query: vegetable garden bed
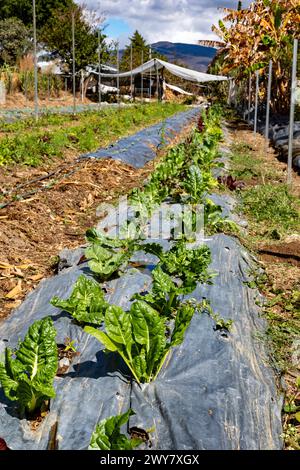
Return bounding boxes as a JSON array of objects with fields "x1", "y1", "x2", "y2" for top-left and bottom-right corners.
[{"x1": 0, "y1": 106, "x2": 283, "y2": 450}]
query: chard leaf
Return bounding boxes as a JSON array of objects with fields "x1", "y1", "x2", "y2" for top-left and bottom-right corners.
[
  {"x1": 132, "y1": 349, "x2": 147, "y2": 380},
  {"x1": 105, "y1": 306, "x2": 133, "y2": 358},
  {"x1": 143, "y1": 242, "x2": 164, "y2": 258},
  {"x1": 84, "y1": 327, "x2": 119, "y2": 352},
  {"x1": 86, "y1": 228, "x2": 129, "y2": 249},
  {"x1": 16, "y1": 317, "x2": 57, "y2": 383},
  {"x1": 51, "y1": 275, "x2": 107, "y2": 325},
  {"x1": 152, "y1": 266, "x2": 176, "y2": 295},
  {"x1": 184, "y1": 164, "x2": 203, "y2": 201},
  {"x1": 130, "y1": 300, "x2": 158, "y2": 351},
  {"x1": 0, "y1": 317, "x2": 58, "y2": 414},
  {"x1": 132, "y1": 301, "x2": 167, "y2": 379},
  {"x1": 85, "y1": 244, "x2": 130, "y2": 280},
  {"x1": 0, "y1": 350, "x2": 18, "y2": 401},
  {"x1": 89, "y1": 409, "x2": 142, "y2": 450},
  {"x1": 171, "y1": 303, "x2": 195, "y2": 347}
]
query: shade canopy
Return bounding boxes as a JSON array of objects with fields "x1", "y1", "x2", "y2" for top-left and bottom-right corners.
[{"x1": 96, "y1": 58, "x2": 228, "y2": 83}]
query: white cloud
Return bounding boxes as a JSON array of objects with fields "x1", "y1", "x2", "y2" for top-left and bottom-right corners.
[{"x1": 76, "y1": 0, "x2": 252, "y2": 46}]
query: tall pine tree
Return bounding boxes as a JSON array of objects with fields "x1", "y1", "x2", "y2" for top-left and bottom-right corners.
[{"x1": 120, "y1": 30, "x2": 151, "y2": 71}]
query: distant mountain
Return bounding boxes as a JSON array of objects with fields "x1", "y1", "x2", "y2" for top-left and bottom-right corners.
[{"x1": 151, "y1": 41, "x2": 217, "y2": 72}]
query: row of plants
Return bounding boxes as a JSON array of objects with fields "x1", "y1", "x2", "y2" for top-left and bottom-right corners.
[
  {"x1": 0, "y1": 105, "x2": 234, "y2": 449},
  {"x1": 0, "y1": 102, "x2": 185, "y2": 167}
]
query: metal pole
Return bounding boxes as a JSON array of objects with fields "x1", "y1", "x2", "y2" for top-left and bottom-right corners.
[
  {"x1": 149, "y1": 45, "x2": 152, "y2": 100},
  {"x1": 287, "y1": 38, "x2": 298, "y2": 185},
  {"x1": 156, "y1": 59, "x2": 159, "y2": 102},
  {"x1": 141, "y1": 49, "x2": 143, "y2": 102},
  {"x1": 248, "y1": 74, "x2": 251, "y2": 124},
  {"x1": 254, "y1": 70, "x2": 259, "y2": 134},
  {"x1": 98, "y1": 29, "x2": 101, "y2": 109},
  {"x1": 265, "y1": 60, "x2": 273, "y2": 142},
  {"x1": 81, "y1": 69, "x2": 84, "y2": 102},
  {"x1": 72, "y1": 11, "x2": 76, "y2": 115},
  {"x1": 33, "y1": 0, "x2": 38, "y2": 120},
  {"x1": 117, "y1": 43, "x2": 120, "y2": 107},
  {"x1": 130, "y1": 44, "x2": 133, "y2": 100}
]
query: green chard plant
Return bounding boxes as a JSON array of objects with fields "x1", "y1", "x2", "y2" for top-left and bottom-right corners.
[
  {"x1": 89, "y1": 409, "x2": 142, "y2": 450},
  {"x1": 135, "y1": 240, "x2": 213, "y2": 316},
  {"x1": 85, "y1": 228, "x2": 140, "y2": 281},
  {"x1": 183, "y1": 164, "x2": 217, "y2": 203},
  {"x1": 51, "y1": 274, "x2": 108, "y2": 325},
  {"x1": 85, "y1": 299, "x2": 195, "y2": 384},
  {"x1": 0, "y1": 317, "x2": 58, "y2": 415}
]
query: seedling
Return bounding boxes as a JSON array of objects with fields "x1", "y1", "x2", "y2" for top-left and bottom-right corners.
[{"x1": 64, "y1": 338, "x2": 77, "y2": 353}]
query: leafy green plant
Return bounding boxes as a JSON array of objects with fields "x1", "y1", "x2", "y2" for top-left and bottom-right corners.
[
  {"x1": 209, "y1": 311, "x2": 233, "y2": 332},
  {"x1": 85, "y1": 299, "x2": 195, "y2": 384},
  {"x1": 0, "y1": 103, "x2": 185, "y2": 167},
  {"x1": 0, "y1": 317, "x2": 58, "y2": 415},
  {"x1": 136, "y1": 241, "x2": 213, "y2": 316},
  {"x1": 85, "y1": 229, "x2": 140, "y2": 281},
  {"x1": 133, "y1": 266, "x2": 181, "y2": 316},
  {"x1": 89, "y1": 409, "x2": 142, "y2": 450},
  {"x1": 183, "y1": 165, "x2": 217, "y2": 203},
  {"x1": 64, "y1": 338, "x2": 77, "y2": 353},
  {"x1": 204, "y1": 198, "x2": 239, "y2": 235},
  {"x1": 155, "y1": 240, "x2": 212, "y2": 290},
  {"x1": 51, "y1": 274, "x2": 108, "y2": 325}
]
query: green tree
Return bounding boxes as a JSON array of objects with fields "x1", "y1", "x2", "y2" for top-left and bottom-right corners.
[
  {"x1": 0, "y1": 17, "x2": 31, "y2": 66},
  {"x1": 120, "y1": 30, "x2": 152, "y2": 71},
  {"x1": 0, "y1": 0, "x2": 74, "y2": 29},
  {"x1": 40, "y1": 5, "x2": 109, "y2": 72}
]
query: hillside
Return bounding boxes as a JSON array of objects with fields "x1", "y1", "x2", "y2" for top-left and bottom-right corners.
[{"x1": 151, "y1": 41, "x2": 217, "y2": 71}]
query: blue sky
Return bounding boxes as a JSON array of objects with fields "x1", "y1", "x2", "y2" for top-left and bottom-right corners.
[
  {"x1": 104, "y1": 17, "x2": 131, "y2": 38},
  {"x1": 78, "y1": 1, "x2": 252, "y2": 47}
]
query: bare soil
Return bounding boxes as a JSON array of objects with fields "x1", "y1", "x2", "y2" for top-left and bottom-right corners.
[
  {"x1": 0, "y1": 157, "x2": 149, "y2": 321},
  {"x1": 0, "y1": 91, "x2": 94, "y2": 111},
  {"x1": 259, "y1": 242, "x2": 300, "y2": 267},
  {"x1": 0, "y1": 116, "x2": 193, "y2": 321}
]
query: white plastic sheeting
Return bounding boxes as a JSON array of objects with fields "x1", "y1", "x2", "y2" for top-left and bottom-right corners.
[
  {"x1": 97, "y1": 58, "x2": 228, "y2": 83},
  {"x1": 165, "y1": 82, "x2": 193, "y2": 96},
  {"x1": 99, "y1": 84, "x2": 119, "y2": 94}
]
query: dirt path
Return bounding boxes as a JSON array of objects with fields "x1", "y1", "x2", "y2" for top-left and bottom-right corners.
[
  {"x1": 226, "y1": 119, "x2": 300, "y2": 450},
  {"x1": 227, "y1": 120, "x2": 300, "y2": 301}
]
